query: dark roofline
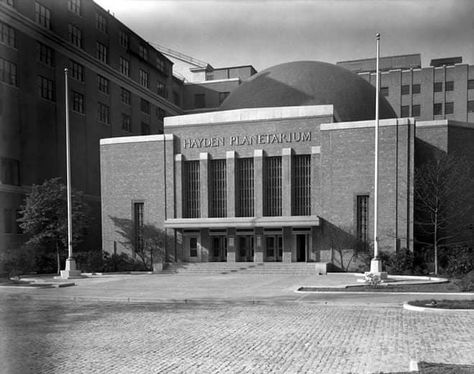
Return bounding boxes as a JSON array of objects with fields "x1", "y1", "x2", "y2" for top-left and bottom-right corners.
[{"x1": 337, "y1": 53, "x2": 421, "y2": 65}]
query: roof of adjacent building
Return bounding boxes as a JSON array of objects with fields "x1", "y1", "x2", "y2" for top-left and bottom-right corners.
[{"x1": 219, "y1": 61, "x2": 396, "y2": 121}]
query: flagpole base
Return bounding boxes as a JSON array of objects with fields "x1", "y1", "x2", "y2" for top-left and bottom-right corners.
[
  {"x1": 370, "y1": 258, "x2": 388, "y2": 279},
  {"x1": 60, "y1": 257, "x2": 82, "y2": 279}
]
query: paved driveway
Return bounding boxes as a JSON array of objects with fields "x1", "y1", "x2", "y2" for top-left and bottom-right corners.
[{"x1": 0, "y1": 273, "x2": 473, "y2": 373}]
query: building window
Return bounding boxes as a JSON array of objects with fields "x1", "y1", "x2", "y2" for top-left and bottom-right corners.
[
  {"x1": 141, "y1": 122, "x2": 150, "y2": 135},
  {"x1": 120, "y1": 87, "x2": 131, "y2": 105},
  {"x1": 209, "y1": 159, "x2": 227, "y2": 218},
  {"x1": 189, "y1": 237, "x2": 198, "y2": 257},
  {"x1": 96, "y1": 42, "x2": 108, "y2": 64},
  {"x1": 71, "y1": 91, "x2": 84, "y2": 113},
  {"x1": 156, "y1": 58, "x2": 166, "y2": 74},
  {"x1": 35, "y1": 2, "x2": 51, "y2": 29},
  {"x1": 139, "y1": 69, "x2": 149, "y2": 88},
  {"x1": 0, "y1": 57, "x2": 17, "y2": 86},
  {"x1": 442, "y1": 101, "x2": 453, "y2": 115},
  {"x1": 445, "y1": 81, "x2": 454, "y2": 91},
  {"x1": 97, "y1": 102, "x2": 110, "y2": 124},
  {"x1": 219, "y1": 92, "x2": 230, "y2": 105},
  {"x1": 183, "y1": 161, "x2": 200, "y2": 218},
  {"x1": 97, "y1": 74, "x2": 109, "y2": 94},
  {"x1": 38, "y1": 76, "x2": 55, "y2": 101},
  {"x1": 293, "y1": 155, "x2": 311, "y2": 216},
  {"x1": 139, "y1": 45, "x2": 148, "y2": 61},
  {"x1": 194, "y1": 93, "x2": 205, "y2": 108},
  {"x1": 140, "y1": 98, "x2": 150, "y2": 114},
  {"x1": 133, "y1": 202, "x2": 144, "y2": 255},
  {"x1": 468, "y1": 80, "x2": 474, "y2": 90},
  {"x1": 1, "y1": 157, "x2": 20, "y2": 185},
  {"x1": 96, "y1": 13, "x2": 107, "y2": 33},
  {"x1": 356, "y1": 195, "x2": 369, "y2": 245},
  {"x1": 68, "y1": 0, "x2": 80, "y2": 15},
  {"x1": 37, "y1": 42, "x2": 54, "y2": 67},
  {"x1": 119, "y1": 30, "x2": 129, "y2": 48},
  {"x1": 380, "y1": 87, "x2": 389, "y2": 97},
  {"x1": 400, "y1": 105, "x2": 410, "y2": 118},
  {"x1": 412, "y1": 84, "x2": 421, "y2": 94},
  {"x1": 264, "y1": 156, "x2": 282, "y2": 217},
  {"x1": 412, "y1": 104, "x2": 421, "y2": 117},
  {"x1": 0, "y1": 21, "x2": 16, "y2": 48},
  {"x1": 119, "y1": 57, "x2": 129, "y2": 76},
  {"x1": 157, "y1": 107, "x2": 166, "y2": 122},
  {"x1": 468, "y1": 101, "x2": 474, "y2": 113},
  {"x1": 122, "y1": 114, "x2": 131, "y2": 132},
  {"x1": 70, "y1": 60, "x2": 84, "y2": 82},
  {"x1": 433, "y1": 103, "x2": 443, "y2": 116},
  {"x1": 68, "y1": 24, "x2": 82, "y2": 48},
  {"x1": 401, "y1": 85, "x2": 410, "y2": 95},
  {"x1": 433, "y1": 82, "x2": 443, "y2": 92},
  {"x1": 237, "y1": 158, "x2": 254, "y2": 217},
  {"x1": 157, "y1": 82, "x2": 167, "y2": 97}
]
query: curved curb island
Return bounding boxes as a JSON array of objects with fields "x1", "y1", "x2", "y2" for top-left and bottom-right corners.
[{"x1": 403, "y1": 301, "x2": 474, "y2": 312}]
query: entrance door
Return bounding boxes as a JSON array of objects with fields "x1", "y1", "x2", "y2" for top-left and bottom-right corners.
[
  {"x1": 296, "y1": 234, "x2": 306, "y2": 262},
  {"x1": 211, "y1": 236, "x2": 227, "y2": 262},
  {"x1": 238, "y1": 236, "x2": 254, "y2": 262},
  {"x1": 184, "y1": 235, "x2": 199, "y2": 262},
  {"x1": 265, "y1": 235, "x2": 282, "y2": 262}
]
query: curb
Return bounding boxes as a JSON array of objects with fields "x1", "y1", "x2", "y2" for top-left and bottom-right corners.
[{"x1": 403, "y1": 302, "x2": 474, "y2": 312}]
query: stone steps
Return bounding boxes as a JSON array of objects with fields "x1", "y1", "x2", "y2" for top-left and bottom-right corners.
[{"x1": 163, "y1": 262, "x2": 320, "y2": 275}]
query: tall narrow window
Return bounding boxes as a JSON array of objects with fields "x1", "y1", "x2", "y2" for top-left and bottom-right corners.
[
  {"x1": 264, "y1": 156, "x2": 282, "y2": 217},
  {"x1": 35, "y1": 2, "x2": 51, "y2": 29},
  {"x1": 0, "y1": 21, "x2": 16, "y2": 48},
  {"x1": 70, "y1": 60, "x2": 84, "y2": 82},
  {"x1": 122, "y1": 114, "x2": 131, "y2": 132},
  {"x1": 209, "y1": 159, "x2": 227, "y2": 218},
  {"x1": 38, "y1": 76, "x2": 55, "y2": 101},
  {"x1": 237, "y1": 158, "x2": 254, "y2": 217},
  {"x1": 37, "y1": 42, "x2": 54, "y2": 67},
  {"x1": 140, "y1": 98, "x2": 150, "y2": 114},
  {"x1": 139, "y1": 69, "x2": 149, "y2": 88},
  {"x1": 96, "y1": 13, "x2": 107, "y2": 33},
  {"x1": 133, "y1": 202, "x2": 144, "y2": 255},
  {"x1": 356, "y1": 195, "x2": 369, "y2": 244},
  {"x1": 68, "y1": 24, "x2": 82, "y2": 48},
  {"x1": 71, "y1": 91, "x2": 84, "y2": 113},
  {"x1": 97, "y1": 74, "x2": 109, "y2": 94},
  {"x1": 97, "y1": 102, "x2": 110, "y2": 124},
  {"x1": 0, "y1": 57, "x2": 17, "y2": 86},
  {"x1": 119, "y1": 57, "x2": 129, "y2": 76},
  {"x1": 293, "y1": 155, "x2": 311, "y2": 216},
  {"x1": 183, "y1": 161, "x2": 200, "y2": 218},
  {"x1": 96, "y1": 42, "x2": 108, "y2": 64},
  {"x1": 119, "y1": 30, "x2": 129, "y2": 48},
  {"x1": 68, "y1": 0, "x2": 80, "y2": 15},
  {"x1": 121, "y1": 87, "x2": 131, "y2": 104},
  {"x1": 139, "y1": 45, "x2": 148, "y2": 61},
  {"x1": 157, "y1": 82, "x2": 167, "y2": 97}
]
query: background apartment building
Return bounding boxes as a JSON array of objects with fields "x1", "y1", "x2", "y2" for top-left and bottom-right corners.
[{"x1": 337, "y1": 54, "x2": 474, "y2": 123}]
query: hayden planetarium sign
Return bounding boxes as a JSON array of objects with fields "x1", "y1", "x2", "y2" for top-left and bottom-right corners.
[{"x1": 183, "y1": 131, "x2": 313, "y2": 149}]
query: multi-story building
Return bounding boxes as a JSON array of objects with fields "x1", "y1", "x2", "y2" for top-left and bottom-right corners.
[
  {"x1": 337, "y1": 54, "x2": 474, "y2": 123},
  {"x1": 0, "y1": 0, "x2": 182, "y2": 254}
]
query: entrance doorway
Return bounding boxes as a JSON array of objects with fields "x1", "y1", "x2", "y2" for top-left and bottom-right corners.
[
  {"x1": 211, "y1": 236, "x2": 227, "y2": 262},
  {"x1": 296, "y1": 234, "x2": 306, "y2": 262},
  {"x1": 238, "y1": 236, "x2": 254, "y2": 262},
  {"x1": 265, "y1": 235, "x2": 282, "y2": 262}
]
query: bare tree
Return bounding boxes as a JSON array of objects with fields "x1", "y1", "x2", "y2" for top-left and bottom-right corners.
[{"x1": 415, "y1": 154, "x2": 474, "y2": 274}]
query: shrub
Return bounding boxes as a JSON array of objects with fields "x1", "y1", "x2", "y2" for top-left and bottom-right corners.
[
  {"x1": 102, "y1": 252, "x2": 149, "y2": 272},
  {"x1": 386, "y1": 248, "x2": 414, "y2": 275},
  {"x1": 442, "y1": 247, "x2": 474, "y2": 276},
  {"x1": 2, "y1": 245, "x2": 38, "y2": 277},
  {"x1": 454, "y1": 270, "x2": 474, "y2": 292},
  {"x1": 75, "y1": 250, "x2": 104, "y2": 273}
]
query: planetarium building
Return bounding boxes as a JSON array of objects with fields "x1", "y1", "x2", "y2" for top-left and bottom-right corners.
[{"x1": 100, "y1": 61, "x2": 473, "y2": 269}]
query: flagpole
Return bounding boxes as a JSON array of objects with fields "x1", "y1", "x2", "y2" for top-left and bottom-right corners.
[
  {"x1": 370, "y1": 33, "x2": 385, "y2": 276},
  {"x1": 61, "y1": 68, "x2": 81, "y2": 279}
]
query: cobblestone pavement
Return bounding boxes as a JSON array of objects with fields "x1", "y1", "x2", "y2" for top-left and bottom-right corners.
[{"x1": 1, "y1": 296, "x2": 473, "y2": 374}]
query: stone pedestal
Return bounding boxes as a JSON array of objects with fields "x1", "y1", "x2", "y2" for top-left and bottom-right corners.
[
  {"x1": 60, "y1": 257, "x2": 82, "y2": 279},
  {"x1": 370, "y1": 258, "x2": 388, "y2": 279}
]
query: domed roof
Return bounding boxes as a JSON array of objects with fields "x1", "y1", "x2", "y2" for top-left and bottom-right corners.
[{"x1": 219, "y1": 61, "x2": 396, "y2": 122}]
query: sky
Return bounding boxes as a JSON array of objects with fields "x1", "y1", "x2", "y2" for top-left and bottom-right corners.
[{"x1": 94, "y1": 0, "x2": 474, "y2": 72}]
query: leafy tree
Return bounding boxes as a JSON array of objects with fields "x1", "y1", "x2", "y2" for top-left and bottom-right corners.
[
  {"x1": 414, "y1": 154, "x2": 474, "y2": 275},
  {"x1": 110, "y1": 217, "x2": 171, "y2": 271},
  {"x1": 17, "y1": 178, "x2": 88, "y2": 274}
]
